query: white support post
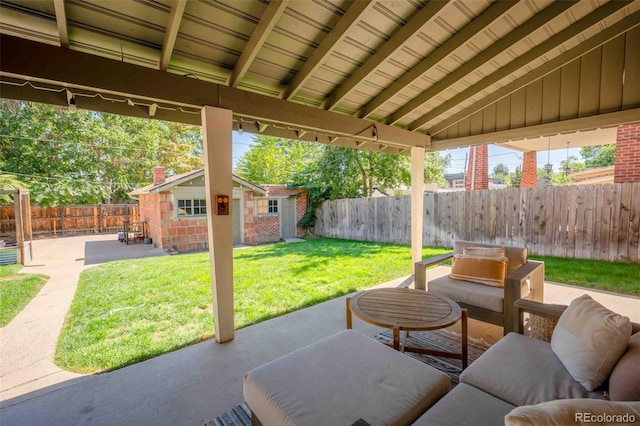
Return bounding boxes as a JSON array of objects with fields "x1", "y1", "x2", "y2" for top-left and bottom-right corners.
[
  {"x1": 201, "y1": 106, "x2": 234, "y2": 343},
  {"x1": 411, "y1": 147, "x2": 425, "y2": 270}
]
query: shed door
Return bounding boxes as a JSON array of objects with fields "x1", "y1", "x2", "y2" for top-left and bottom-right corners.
[
  {"x1": 232, "y1": 199, "x2": 241, "y2": 245},
  {"x1": 280, "y1": 198, "x2": 297, "y2": 239}
]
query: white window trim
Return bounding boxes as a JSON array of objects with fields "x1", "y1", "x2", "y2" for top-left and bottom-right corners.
[
  {"x1": 176, "y1": 198, "x2": 207, "y2": 217},
  {"x1": 255, "y1": 197, "x2": 280, "y2": 216}
]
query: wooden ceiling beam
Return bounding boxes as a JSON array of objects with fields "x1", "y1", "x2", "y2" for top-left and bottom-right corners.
[
  {"x1": 282, "y1": 0, "x2": 373, "y2": 100},
  {"x1": 358, "y1": 1, "x2": 517, "y2": 119},
  {"x1": 159, "y1": 0, "x2": 187, "y2": 71},
  {"x1": 386, "y1": 0, "x2": 577, "y2": 126},
  {"x1": 53, "y1": 0, "x2": 69, "y2": 48},
  {"x1": 0, "y1": 34, "x2": 429, "y2": 150},
  {"x1": 229, "y1": 0, "x2": 289, "y2": 87},
  {"x1": 323, "y1": 0, "x2": 448, "y2": 111},
  {"x1": 410, "y1": 0, "x2": 634, "y2": 132}
]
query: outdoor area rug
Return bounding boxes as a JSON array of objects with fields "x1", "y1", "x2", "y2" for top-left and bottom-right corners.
[
  {"x1": 374, "y1": 328, "x2": 491, "y2": 386},
  {"x1": 206, "y1": 329, "x2": 491, "y2": 426}
]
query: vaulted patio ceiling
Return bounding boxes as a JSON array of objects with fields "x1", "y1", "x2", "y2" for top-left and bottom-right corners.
[{"x1": 1, "y1": 0, "x2": 639, "y2": 154}]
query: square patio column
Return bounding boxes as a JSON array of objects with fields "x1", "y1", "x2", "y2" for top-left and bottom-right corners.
[
  {"x1": 201, "y1": 106, "x2": 234, "y2": 343},
  {"x1": 411, "y1": 147, "x2": 425, "y2": 271}
]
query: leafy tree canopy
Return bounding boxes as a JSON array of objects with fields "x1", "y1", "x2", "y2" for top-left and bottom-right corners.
[
  {"x1": 0, "y1": 100, "x2": 203, "y2": 206},
  {"x1": 580, "y1": 144, "x2": 616, "y2": 168}
]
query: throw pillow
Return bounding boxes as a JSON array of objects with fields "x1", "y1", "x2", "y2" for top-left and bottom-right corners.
[
  {"x1": 551, "y1": 294, "x2": 631, "y2": 391},
  {"x1": 608, "y1": 331, "x2": 640, "y2": 401},
  {"x1": 449, "y1": 254, "x2": 508, "y2": 287},
  {"x1": 505, "y1": 399, "x2": 640, "y2": 426},
  {"x1": 462, "y1": 246, "x2": 506, "y2": 259}
]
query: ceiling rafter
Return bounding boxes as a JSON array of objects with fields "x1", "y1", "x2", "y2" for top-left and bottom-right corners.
[
  {"x1": 410, "y1": 0, "x2": 634, "y2": 132},
  {"x1": 357, "y1": 1, "x2": 518, "y2": 119},
  {"x1": 323, "y1": 0, "x2": 448, "y2": 111},
  {"x1": 53, "y1": 0, "x2": 69, "y2": 48},
  {"x1": 0, "y1": 34, "x2": 430, "y2": 152},
  {"x1": 385, "y1": 0, "x2": 577, "y2": 126},
  {"x1": 282, "y1": 0, "x2": 374, "y2": 100},
  {"x1": 427, "y1": 13, "x2": 640, "y2": 137},
  {"x1": 229, "y1": 0, "x2": 289, "y2": 87},
  {"x1": 159, "y1": 0, "x2": 187, "y2": 71}
]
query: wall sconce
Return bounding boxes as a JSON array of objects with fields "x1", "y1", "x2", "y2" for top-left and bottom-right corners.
[{"x1": 216, "y1": 194, "x2": 230, "y2": 215}]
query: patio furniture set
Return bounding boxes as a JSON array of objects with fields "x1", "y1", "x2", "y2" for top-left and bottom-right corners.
[{"x1": 243, "y1": 241, "x2": 640, "y2": 425}]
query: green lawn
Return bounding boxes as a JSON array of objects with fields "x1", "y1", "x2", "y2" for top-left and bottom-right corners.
[
  {"x1": 56, "y1": 238, "x2": 449, "y2": 373},
  {"x1": 56, "y1": 237, "x2": 640, "y2": 374},
  {"x1": 0, "y1": 264, "x2": 49, "y2": 327},
  {"x1": 530, "y1": 255, "x2": 640, "y2": 296}
]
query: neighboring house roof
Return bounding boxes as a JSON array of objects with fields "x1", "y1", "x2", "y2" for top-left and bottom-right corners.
[
  {"x1": 444, "y1": 173, "x2": 465, "y2": 181},
  {"x1": 129, "y1": 169, "x2": 266, "y2": 197},
  {"x1": 566, "y1": 166, "x2": 615, "y2": 185}
]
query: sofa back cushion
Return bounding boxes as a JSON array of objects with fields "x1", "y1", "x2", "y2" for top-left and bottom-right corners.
[
  {"x1": 608, "y1": 331, "x2": 640, "y2": 401},
  {"x1": 505, "y1": 399, "x2": 640, "y2": 426},
  {"x1": 551, "y1": 294, "x2": 631, "y2": 391},
  {"x1": 454, "y1": 241, "x2": 527, "y2": 275}
]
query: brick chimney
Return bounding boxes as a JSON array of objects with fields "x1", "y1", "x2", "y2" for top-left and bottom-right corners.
[
  {"x1": 465, "y1": 145, "x2": 488, "y2": 190},
  {"x1": 520, "y1": 151, "x2": 538, "y2": 187},
  {"x1": 614, "y1": 124, "x2": 640, "y2": 183},
  {"x1": 152, "y1": 166, "x2": 166, "y2": 185}
]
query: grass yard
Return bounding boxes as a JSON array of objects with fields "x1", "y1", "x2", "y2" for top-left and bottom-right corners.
[
  {"x1": 56, "y1": 238, "x2": 449, "y2": 373},
  {"x1": 56, "y1": 237, "x2": 640, "y2": 374},
  {"x1": 530, "y1": 255, "x2": 640, "y2": 296},
  {"x1": 0, "y1": 264, "x2": 49, "y2": 327}
]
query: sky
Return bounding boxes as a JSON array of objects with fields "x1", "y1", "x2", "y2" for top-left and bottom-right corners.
[{"x1": 231, "y1": 131, "x2": 583, "y2": 176}]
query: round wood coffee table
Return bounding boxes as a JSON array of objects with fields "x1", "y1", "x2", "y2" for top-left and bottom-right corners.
[{"x1": 346, "y1": 288, "x2": 468, "y2": 369}]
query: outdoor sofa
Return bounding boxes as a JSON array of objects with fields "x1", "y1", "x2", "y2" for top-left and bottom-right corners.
[
  {"x1": 244, "y1": 296, "x2": 640, "y2": 425},
  {"x1": 414, "y1": 240, "x2": 545, "y2": 335}
]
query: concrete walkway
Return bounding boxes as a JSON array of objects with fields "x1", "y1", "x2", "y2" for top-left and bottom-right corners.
[{"x1": 0, "y1": 234, "x2": 166, "y2": 401}]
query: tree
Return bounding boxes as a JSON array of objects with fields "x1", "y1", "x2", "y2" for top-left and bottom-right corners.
[
  {"x1": 492, "y1": 162, "x2": 511, "y2": 186},
  {"x1": 510, "y1": 166, "x2": 522, "y2": 188},
  {"x1": 0, "y1": 100, "x2": 203, "y2": 206},
  {"x1": 492, "y1": 163, "x2": 509, "y2": 177},
  {"x1": 580, "y1": 144, "x2": 616, "y2": 168},
  {"x1": 234, "y1": 136, "x2": 320, "y2": 184},
  {"x1": 237, "y1": 135, "x2": 450, "y2": 228}
]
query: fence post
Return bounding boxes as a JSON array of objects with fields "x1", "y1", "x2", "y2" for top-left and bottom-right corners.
[{"x1": 61, "y1": 208, "x2": 65, "y2": 235}]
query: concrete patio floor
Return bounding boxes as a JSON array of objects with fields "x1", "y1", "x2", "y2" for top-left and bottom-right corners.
[
  {"x1": 1, "y1": 273, "x2": 638, "y2": 426},
  {"x1": 1, "y1": 235, "x2": 638, "y2": 425}
]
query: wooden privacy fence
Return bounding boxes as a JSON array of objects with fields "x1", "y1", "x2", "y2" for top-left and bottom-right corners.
[
  {"x1": 314, "y1": 183, "x2": 640, "y2": 263},
  {"x1": 0, "y1": 204, "x2": 139, "y2": 238}
]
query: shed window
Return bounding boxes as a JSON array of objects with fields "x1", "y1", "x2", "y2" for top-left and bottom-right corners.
[
  {"x1": 178, "y1": 199, "x2": 206, "y2": 216},
  {"x1": 257, "y1": 198, "x2": 278, "y2": 215}
]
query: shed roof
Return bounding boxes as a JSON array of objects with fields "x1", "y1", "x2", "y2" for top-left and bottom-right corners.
[{"x1": 129, "y1": 169, "x2": 266, "y2": 197}]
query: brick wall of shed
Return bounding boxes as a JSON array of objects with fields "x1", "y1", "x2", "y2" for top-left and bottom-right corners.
[
  {"x1": 254, "y1": 186, "x2": 307, "y2": 244},
  {"x1": 139, "y1": 191, "x2": 208, "y2": 252}
]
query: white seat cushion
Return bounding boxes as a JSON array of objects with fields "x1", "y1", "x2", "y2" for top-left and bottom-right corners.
[
  {"x1": 244, "y1": 329, "x2": 450, "y2": 426},
  {"x1": 428, "y1": 276, "x2": 505, "y2": 313}
]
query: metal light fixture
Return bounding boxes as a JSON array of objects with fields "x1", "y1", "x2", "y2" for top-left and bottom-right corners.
[
  {"x1": 564, "y1": 141, "x2": 571, "y2": 176},
  {"x1": 66, "y1": 89, "x2": 77, "y2": 113},
  {"x1": 544, "y1": 137, "x2": 553, "y2": 173}
]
